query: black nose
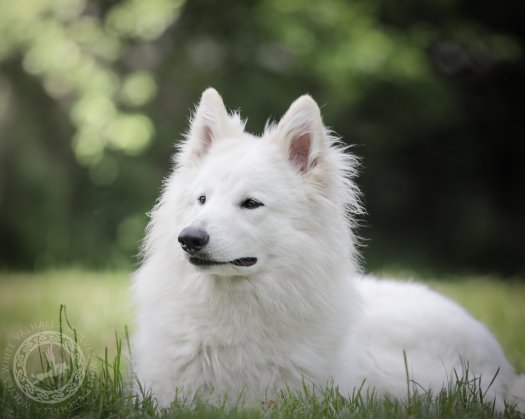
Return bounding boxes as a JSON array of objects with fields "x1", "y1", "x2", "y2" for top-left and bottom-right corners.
[{"x1": 178, "y1": 227, "x2": 209, "y2": 254}]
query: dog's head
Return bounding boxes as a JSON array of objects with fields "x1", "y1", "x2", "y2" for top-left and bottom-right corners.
[{"x1": 146, "y1": 88, "x2": 361, "y2": 278}]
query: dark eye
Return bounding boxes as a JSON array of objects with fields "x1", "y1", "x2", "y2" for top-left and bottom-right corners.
[
  {"x1": 198, "y1": 195, "x2": 206, "y2": 205},
  {"x1": 241, "y1": 198, "x2": 263, "y2": 209}
]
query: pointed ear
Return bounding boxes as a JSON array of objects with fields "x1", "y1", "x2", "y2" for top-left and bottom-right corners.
[
  {"x1": 179, "y1": 88, "x2": 229, "y2": 166},
  {"x1": 275, "y1": 95, "x2": 326, "y2": 174}
]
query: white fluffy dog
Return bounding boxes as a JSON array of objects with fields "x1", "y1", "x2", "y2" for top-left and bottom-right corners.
[{"x1": 132, "y1": 88, "x2": 525, "y2": 411}]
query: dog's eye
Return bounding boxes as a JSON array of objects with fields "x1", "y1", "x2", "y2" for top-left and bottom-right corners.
[
  {"x1": 198, "y1": 195, "x2": 206, "y2": 205},
  {"x1": 241, "y1": 198, "x2": 263, "y2": 209}
]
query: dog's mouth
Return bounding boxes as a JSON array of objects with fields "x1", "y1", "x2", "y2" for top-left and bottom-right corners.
[{"x1": 189, "y1": 257, "x2": 257, "y2": 267}]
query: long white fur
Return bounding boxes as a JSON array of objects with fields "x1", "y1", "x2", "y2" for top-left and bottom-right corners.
[{"x1": 132, "y1": 88, "x2": 525, "y2": 411}]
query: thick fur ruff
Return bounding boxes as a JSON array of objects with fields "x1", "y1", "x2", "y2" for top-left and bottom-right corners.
[{"x1": 132, "y1": 88, "x2": 524, "y2": 412}]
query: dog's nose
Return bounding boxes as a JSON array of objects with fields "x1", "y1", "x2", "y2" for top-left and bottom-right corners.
[{"x1": 178, "y1": 227, "x2": 209, "y2": 254}]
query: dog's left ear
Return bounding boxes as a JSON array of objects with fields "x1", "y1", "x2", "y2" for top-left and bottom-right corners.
[{"x1": 275, "y1": 95, "x2": 326, "y2": 174}]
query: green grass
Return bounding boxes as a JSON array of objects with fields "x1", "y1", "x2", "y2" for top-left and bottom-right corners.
[
  {"x1": 0, "y1": 270, "x2": 524, "y2": 417},
  {"x1": 0, "y1": 270, "x2": 132, "y2": 355}
]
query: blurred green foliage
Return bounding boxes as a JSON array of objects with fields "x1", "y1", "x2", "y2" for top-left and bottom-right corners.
[
  {"x1": 0, "y1": 0, "x2": 523, "y2": 275},
  {"x1": 0, "y1": 0, "x2": 183, "y2": 163}
]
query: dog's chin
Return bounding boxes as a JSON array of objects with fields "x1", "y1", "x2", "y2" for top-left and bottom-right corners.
[{"x1": 188, "y1": 256, "x2": 257, "y2": 268}]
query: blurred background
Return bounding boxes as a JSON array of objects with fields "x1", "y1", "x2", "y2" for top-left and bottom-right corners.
[{"x1": 1, "y1": 0, "x2": 524, "y2": 277}]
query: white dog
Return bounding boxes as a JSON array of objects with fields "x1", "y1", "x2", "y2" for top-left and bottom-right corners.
[{"x1": 132, "y1": 88, "x2": 525, "y2": 411}]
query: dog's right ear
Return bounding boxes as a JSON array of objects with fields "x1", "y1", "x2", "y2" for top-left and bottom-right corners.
[{"x1": 178, "y1": 88, "x2": 228, "y2": 167}]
